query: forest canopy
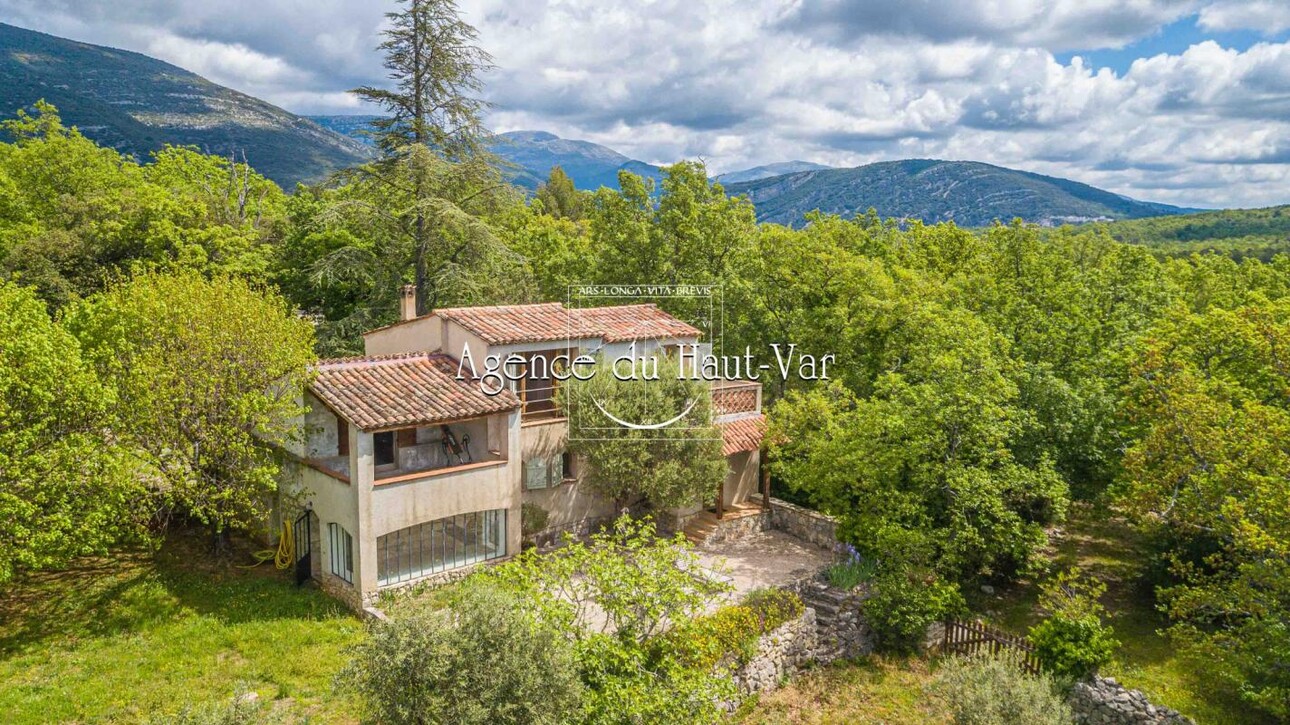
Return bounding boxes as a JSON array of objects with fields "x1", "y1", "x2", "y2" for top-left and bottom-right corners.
[{"x1": 1, "y1": 97, "x2": 1288, "y2": 718}]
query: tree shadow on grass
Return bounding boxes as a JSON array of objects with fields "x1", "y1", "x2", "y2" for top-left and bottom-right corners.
[{"x1": 0, "y1": 529, "x2": 353, "y2": 656}]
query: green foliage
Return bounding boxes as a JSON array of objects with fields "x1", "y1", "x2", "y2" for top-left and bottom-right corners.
[
  {"x1": 478, "y1": 516, "x2": 735, "y2": 724},
  {"x1": 0, "y1": 102, "x2": 287, "y2": 309},
  {"x1": 560, "y1": 355, "x2": 727, "y2": 510},
  {"x1": 350, "y1": 0, "x2": 492, "y2": 159},
  {"x1": 536, "y1": 165, "x2": 586, "y2": 220},
  {"x1": 521, "y1": 502, "x2": 550, "y2": 538},
  {"x1": 1099, "y1": 205, "x2": 1290, "y2": 260},
  {"x1": 658, "y1": 590, "x2": 804, "y2": 671},
  {"x1": 587, "y1": 162, "x2": 756, "y2": 319},
  {"x1": 658, "y1": 604, "x2": 762, "y2": 671},
  {"x1": 1027, "y1": 567, "x2": 1118, "y2": 681},
  {"x1": 65, "y1": 271, "x2": 316, "y2": 536},
  {"x1": 742, "y1": 588, "x2": 805, "y2": 631},
  {"x1": 149, "y1": 688, "x2": 262, "y2": 725},
  {"x1": 483, "y1": 515, "x2": 731, "y2": 643},
  {"x1": 824, "y1": 558, "x2": 878, "y2": 590},
  {"x1": 277, "y1": 147, "x2": 529, "y2": 354},
  {"x1": 929, "y1": 655, "x2": 1073, "y2": 725},
  {"x1": 0, "y1": 282, "x2": 147, "y2": 582},
  {"x1": 576, "y1": 632, "x2": 735, "y2": 725},
  {"x1": 1117, "y1": 294, "x2": 1290, "y2": 717},
  {"x1": 341, "y1": 580, "x2": 581, "y2": 725},
  {"x1": 862, "y1": 568, "x2": 965, "y2": 653}
]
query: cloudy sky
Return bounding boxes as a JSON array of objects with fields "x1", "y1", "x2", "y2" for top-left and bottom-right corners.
[{"x1": 2, "y1": 1, "x2": 1289, "y2": 208}]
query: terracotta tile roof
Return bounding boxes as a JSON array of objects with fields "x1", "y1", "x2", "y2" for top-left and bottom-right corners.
[
  {"x1": 374, "y1": 302, "x2": 702, "y2": 345},
  {"x1": 719, "y1": 414, "x2": 766, "y2": 456},
  {"x1": 571, "y1": 304, "x2": 702, "y2": 343},
  {"x1": 435, "y1": 303, "x2": 586, "y2": 345},
  {"x1": 310, "y1": 352, "x2": 520, "y2": 431}
]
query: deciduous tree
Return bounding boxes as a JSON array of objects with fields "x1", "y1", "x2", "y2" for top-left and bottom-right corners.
[{"x1": 65, "y1": 271, "x2": 316, "y2": 547}]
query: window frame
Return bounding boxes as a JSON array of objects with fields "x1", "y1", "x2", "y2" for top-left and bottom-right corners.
[
  {"x1": 373, "y1": 430, "x2": 397, "y2": 471},
  {"x1": 328, "y1": 522, "x2": 354, "y2": 584}
]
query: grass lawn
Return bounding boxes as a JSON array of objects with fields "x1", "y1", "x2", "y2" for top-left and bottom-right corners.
[
  {"x1": 0, "y1": 531, "x2": 363, "y2": 723},
  {"x1": 736, "y1": 655, "x2": 950, "y2": 724},
  {"x1": 966, "y1": 501, "x2": 1268, "y2": 725}
]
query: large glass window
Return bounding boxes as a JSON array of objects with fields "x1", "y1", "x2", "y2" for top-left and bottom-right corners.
[
  {"x1": 328, "y1": 523, "x2": 353, "y2": 584},
  {"x1": 376, "y1": 509, "x2": 507, "y2": 586}
]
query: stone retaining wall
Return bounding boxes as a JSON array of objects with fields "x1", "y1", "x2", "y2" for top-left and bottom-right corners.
[
  {"x1": 1068, "y1": 676, "x2": 1194, "y2": 725},
  {"x1": 768, "y1": 498, "x2": 838, "y2": 550},
  {"x1": 789, "y1": 577, "x2": 874, "y2": 662},
  {"x1": 704, "y1": 510, "x2": 772, "y2": 545},
  {"x1": 731, "y1": 607, "x2": 820, "y2": 698}
]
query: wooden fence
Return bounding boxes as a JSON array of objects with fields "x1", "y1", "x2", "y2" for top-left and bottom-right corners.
[{"x1": 941, "y1": 619, "x2": 1042, "y2": 675}]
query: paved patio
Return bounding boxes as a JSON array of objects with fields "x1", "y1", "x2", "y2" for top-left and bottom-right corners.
[{"x1": 695, "y1": 530, "x2": 835, "y2": 603}]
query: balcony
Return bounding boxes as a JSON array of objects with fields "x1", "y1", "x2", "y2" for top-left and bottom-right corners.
[
  {"x1": 711, "y1": 379, "x2": 762, "y2": 421},
  {"x1": 371, "y1": 418, "x2": 506, "y2": 485}
]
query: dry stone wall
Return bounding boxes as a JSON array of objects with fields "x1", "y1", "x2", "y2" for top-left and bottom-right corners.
[
  {"x1": 731, "y1": 607, "x2": 819, "y2": 698},
  {"x1": 768, "y1": 498, "x2": 838, "y2": 550},
  {"x1": 1068, "y1": 676, "x2": 1195, "y2": 725}
]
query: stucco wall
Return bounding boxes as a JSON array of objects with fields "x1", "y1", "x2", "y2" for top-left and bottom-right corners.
[
  {"x1": 519, "y1": 418, "x2": 616, "y2": 535},
  {"x1": 723, "y1": 449, "x2": 760, "y2": 507},
  {"x1": 363, "y1": 315, "x2": 442, "y2": 356},
  {"x1": 444, "y1": 320, "x2": 487, "y2": 375},
  {"x1": 304, "y1": 393, "x2": 341, "y2": 458}
]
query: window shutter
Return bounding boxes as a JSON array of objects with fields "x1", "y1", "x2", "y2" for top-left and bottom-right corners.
[
  {"x1": 549, "y1": 453, "x2": 564, "y2": 486},
  {"x1": 524, "y1": 457, "x2": 549, "y2": 490}
]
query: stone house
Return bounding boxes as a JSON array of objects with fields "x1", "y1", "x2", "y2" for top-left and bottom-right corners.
[{"x1": 280, "y1": 288, "x2": 766, "y2": 609}]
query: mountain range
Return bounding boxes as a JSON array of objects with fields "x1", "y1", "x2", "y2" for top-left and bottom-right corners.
[
  {"x1": 723, "y1": 160, "x2": 1191, "y2": 228},
  {"x1": 0, "y1": 22, "x2": 1192, "y2": 227},
  {"x1": 0, "y1": 22, "x2": 370, "y2": 187}
]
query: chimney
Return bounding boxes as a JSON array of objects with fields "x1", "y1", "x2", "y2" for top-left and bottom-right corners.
[{"x1": 400, "y1": 284, "x2": 417, "y2": 321}]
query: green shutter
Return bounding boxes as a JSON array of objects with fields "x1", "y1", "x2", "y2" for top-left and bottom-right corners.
[
  {"x1": 549, "y1": 452, "x2": 564, "y2": 486},
  {"x1": 525, "y1": 457, "x2": 549, "y2": 490}
]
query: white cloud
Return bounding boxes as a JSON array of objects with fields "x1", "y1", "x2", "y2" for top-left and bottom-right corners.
[
  {"x1": 1198, "y1": 0, "x2": 1290, "y2": 34},
  {"x1": 0, "y1": 0, "x2": 1287, "y2": 207}
]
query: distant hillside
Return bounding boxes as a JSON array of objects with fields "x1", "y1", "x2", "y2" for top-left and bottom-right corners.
[
  {"x1": 1100, "y1": 205, "x2": 1290, "y2": 260},
  {"x1": 489, "y1": 131, "x2": 663, "y2": 191},
  {"x1": 306, "y1": 121, "x2": 666, "y2": 192},
  {"x1": 0, "y1": 23, "x2": 371, "y2": 187},
  {"x1": 715, "y1": 161, "x2": 832, "y2": 184},
  {"x1": 724, "y1": 159, "x2": 1191, "y2": 228}
]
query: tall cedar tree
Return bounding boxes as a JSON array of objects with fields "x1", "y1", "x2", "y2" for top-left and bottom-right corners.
[{"x1": 350, "y1": 0, "x2": 495, "y2": 315}]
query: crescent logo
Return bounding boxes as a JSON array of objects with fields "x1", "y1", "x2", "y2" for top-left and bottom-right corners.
[{"x1": 590, "y1": 396, "x2": 700, "y2": 430}]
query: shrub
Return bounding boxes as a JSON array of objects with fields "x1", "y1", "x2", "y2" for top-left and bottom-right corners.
[
  {"x1": 824, "y1": 559, "x2": 878, "y2": 589},
  {"x1": 657, "y1": 605, "x2": 762, "y2": 670},
  {"x1": 743, "y1": 588, "x2": 805, "y2": 631},
  {"x1": 339, "y1": 581, "x2": 582, "y2": 725},
  {"x1": 521, "y1": 502, "x2": 550, "y2": 538},
  {"x1": 862, "y1": 569, "x2": 964, "y2": 652},
  {"x1": 579, "y1": 633, "x2": 734, "y2": 725},
  {"x1": 655, "y1": 590, "x2": 804, "y2": 671},
  {"x1": 930, "y1": 655, "x2": 1072, "y2": 725},
  {"x1": 1027, "y1": 568, "x2": 1118, "y2": 681}
]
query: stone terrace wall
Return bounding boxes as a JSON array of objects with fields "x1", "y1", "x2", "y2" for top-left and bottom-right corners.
[
  {"x1": 704, "y1": 510, "x2": 772, "y2": 545},
  {"x1": 768, "y1": 497, "x2": 838, "y2": 550},
  {"x1": 1068, "y1": 677, "x2": 1195, "y2": 725},
  {"x1": 731, "y1": 607, "x2": 819, "y2": 697}
]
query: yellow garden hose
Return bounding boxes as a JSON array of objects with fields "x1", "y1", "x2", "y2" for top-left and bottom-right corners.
[{"x1": 238, "y1": 520, "x2": 295, "y2": 570}]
